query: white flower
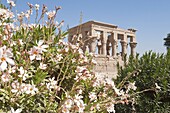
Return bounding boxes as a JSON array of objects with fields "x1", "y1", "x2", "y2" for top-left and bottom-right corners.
[
  {"x1": 0, "y1": 8, "x2": 14, "y2": 21},
  {"x1": 46, "y1": 77, "x2": 60, "y2": 92},
  {"x1": 0, "y1": 46, "x2": 15, "y2": 71},
  {"x1": 35, "y1": 40, "x2": 49, "y2": 53},
  {"x1": 18, "y1": 39, "x2": 24, "y2": 45},
  {"x1": 89, "y1": 92, "x2": 97, "y2": 101},
  {"x1": 20, "y1": 83, "x2": 27, "y2": 93},
  {"x1": 18, "y1": 67, "x2": 29, "y2": 81},
  {"x1": 46, "y1": 10, "x2": 56, "y2": 19},
  {"x1": 92, "y1": 59, "x2": 97, "y2": 64},
  {"x1": 105, "y1": 78, "x2": 123, "y2": 96},
  {"x1": 17, "y1": 12, "x2": 24, "y2": 20},
  {"x1": 72, "y1": 94, "x2": 86, "y2": 113},
  {"x1": 71, "y1": 58, "x2": 76, "y2": 63},
  {"x1": 11, "y1": 81, "x2": 20, "y2": 93},
  {"x1": 28, "y1": 47, "x2": 41, "y2": 61},
  {"x1": 10, "y1": 41, "x2": 16, "y2": 47},
  {"x1": 56, "y1": 54, "x2": 63, "y2": 61},
  {"x1": 8, "y1": 66, "x2": 16, "y2": 73},
  {"x1": 113, "y1": 87, "x2": 123, "y2": 96},
  {"x1": 39, "y1": 62, "x2": 47, "y2": 70},
  {"x1": 1, "y1": 73, "x2": 11, "y2": 82},
  {"x1": 25, "y1": 13, "x2": 29, "y2": 19},
  {"x1": 35, "y1": 4, "x2": 40, "y2": 10},
  {"x1": 155, "y1": 83, "x2": 161, "y2": 90},
  {"x1": 7, "y1": 0, "x2": 16, "y2": 7},
  {"x1": 74, "y1": 94, "x2": 85, "y2": 105},
  {"x1": 64, "y1": 47, "x2": 69, "y2": 53},
  {"x1": 10, "y1": 107, "x2": 22, "y2": 113},
  {"x1": 107, "y1": 104, "x2": 115, "y2": 113},
  {"x1": 77, "y1": 89, "x2": 83, "y2": 94},
  {"x1": 76, "y1": 100, "x2": 86, "y2": 113},
  {"x1": 75, "y1": 66, "x2": 86, "y2": 73},
  {"x1": 25, "y1": 84, "x2": 38, "y2": 95},
  {"x1": 64, "y1": 99, "x2": 73, "y2": 109},
  {"x1": 106, "y1": 78, "x2": 115, "y2": 88},
  {"x1": 25, "y1": 10, "x2": 33, "y2": 19},
  {"x1": 74, "y1": 94, "x2": 83, "y2": 102},
  {"x1": 128, "y1": 81, "x2": 137, "y2": 90}
]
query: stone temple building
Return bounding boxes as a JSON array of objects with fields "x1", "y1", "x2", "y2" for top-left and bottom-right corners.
[{"x1": 68, "y1": 21, "x2": 137, "y2": 78}]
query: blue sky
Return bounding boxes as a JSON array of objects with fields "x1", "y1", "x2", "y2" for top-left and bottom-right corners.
[{"x1": 2, "y1": 0, "x2": 170, "y2": 54}]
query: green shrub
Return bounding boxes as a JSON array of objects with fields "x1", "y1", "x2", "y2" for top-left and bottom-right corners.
[{"x1": 116, "y1": 50, "x2": 170, "y2": 113}]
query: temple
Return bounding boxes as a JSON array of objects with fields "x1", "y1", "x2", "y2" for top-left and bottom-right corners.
[{"x1": 68, "y1": 21, "x2": 137, "y2": 78}]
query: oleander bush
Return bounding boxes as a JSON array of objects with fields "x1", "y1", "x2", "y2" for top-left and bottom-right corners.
[
  {"x1": 116, "y1": 50, "x2": 170, "y2": 113},
  {"x1": 0, "y1": 1, "x2": 146, "y2": 113}
]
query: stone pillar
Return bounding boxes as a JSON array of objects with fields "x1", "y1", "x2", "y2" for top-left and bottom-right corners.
[
  {"x1": 120, "y1": 40, "x2": 127, "y2": 57},
  {"x1": 97, "y1": 40, "x2": 102, "y2": 54},
  {"x1": 90, "y1": 25, "x2": 97, "y2": 37},
  {"x1": 102, "y1": 31, "x2": 107, "y2": 55},
  {"x1": 112, "y1": 33, "x2": 117, "y2": 57},
  {"x1": 130, "y1": 42, "x2": 137, "y2": 57},
  {"x1": 112, "y1": 39, "x2": 117, "y2": 57},
  {"x1": 89, "y1": 36, "x2": 97, "y2": 53}
]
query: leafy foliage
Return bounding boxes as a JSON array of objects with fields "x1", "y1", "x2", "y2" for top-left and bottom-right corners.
[{"x1": 116, "y1": 50, "x2": 170, "y2": 113}]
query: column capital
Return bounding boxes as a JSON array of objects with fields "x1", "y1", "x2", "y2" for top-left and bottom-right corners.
[
  {"x1": 130, "y1": 42, "x2": 137, "y2": 48},
  {"x1": 130, "y1": 42, "x2": 137, "y2": 57},
  {"x1": 113, "y1": 32, "x2": 118, "y2": 39},
  {"x1": 120, "y1": 40, "x2": 127, "y2": 46}
]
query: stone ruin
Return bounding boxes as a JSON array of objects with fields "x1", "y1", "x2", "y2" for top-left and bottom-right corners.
[{"x1": 68, "y1": 21, "x2": 137, "y2": 78}]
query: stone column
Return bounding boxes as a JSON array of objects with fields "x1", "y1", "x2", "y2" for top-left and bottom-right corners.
[
  {"x1": 97, "y1": 40, "x2": 102, "y2": 54},
  {"x1": 120, "y1": 40, "x2": 127, "y2": 57},
  {"x1": 102, "y1": 31, "x2": 107, "y2": 55},
  {"x1": 130, "y1": 42, "x2": 137, "y2": 57},
  {"x1": 89, "y1": 36, "x2": 97, "y2": 53},
  {"x1": 112, "y1": 40, "x2": 117, "y2": 57},
  {"x1": 112, "y1": 32, "x2": 118, "y2": 57}
]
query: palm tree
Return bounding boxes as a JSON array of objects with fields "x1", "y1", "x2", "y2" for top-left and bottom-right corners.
[{"x1": 164, "y1": 33, "x2": 170, "y2": 50}]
